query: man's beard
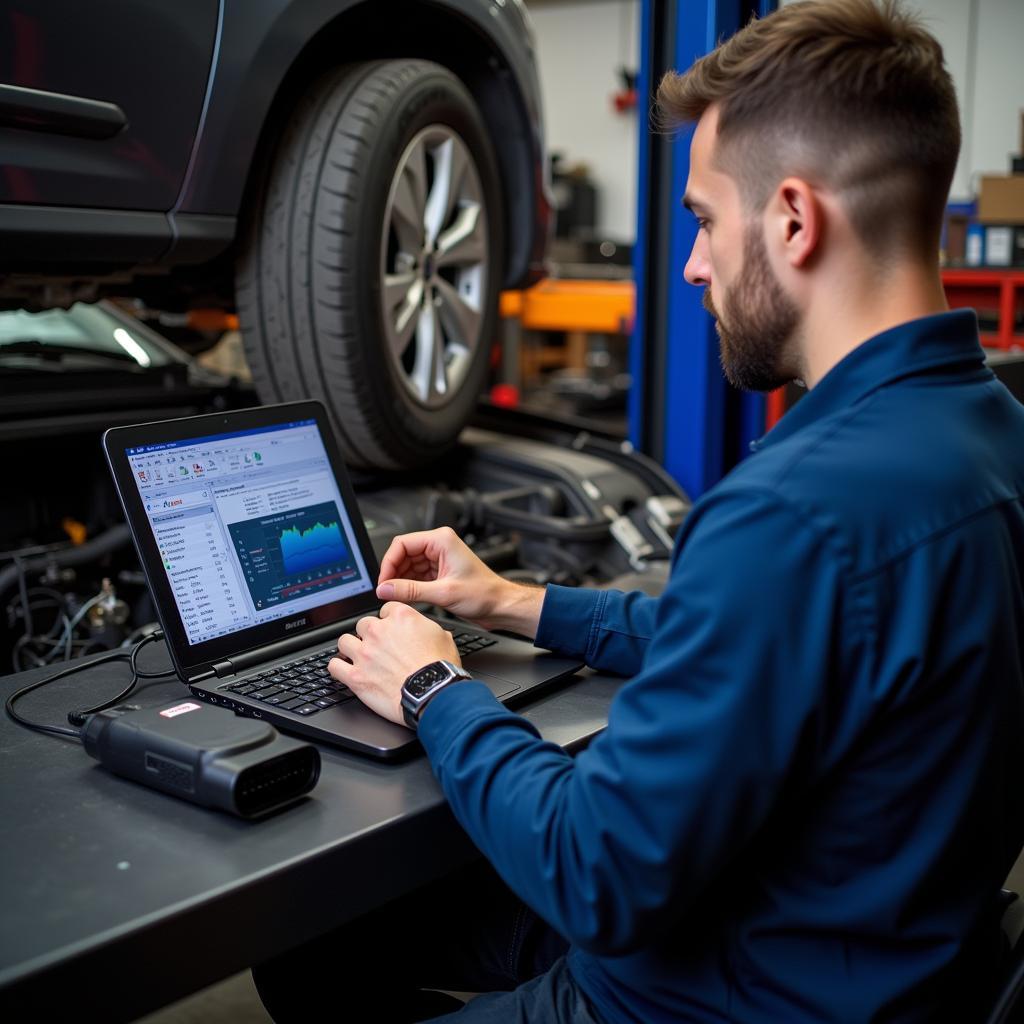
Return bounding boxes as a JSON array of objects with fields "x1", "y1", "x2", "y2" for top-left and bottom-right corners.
[{"x1": 703, "y1": 224, "x2": 800, "y2": 392}]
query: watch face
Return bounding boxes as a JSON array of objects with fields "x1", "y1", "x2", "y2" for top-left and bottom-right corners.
[{"x1": 408, "y1": 664, "x2": 447, "y2": 698}]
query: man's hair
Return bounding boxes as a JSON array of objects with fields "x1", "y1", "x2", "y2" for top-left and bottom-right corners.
[{"x1": 658, "y1": 0, "x2": 960, "y2": 260}]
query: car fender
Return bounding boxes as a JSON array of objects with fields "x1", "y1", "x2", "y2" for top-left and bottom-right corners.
[{"x1": 171, "y1": 0, "x2": 550, "y2": 285}]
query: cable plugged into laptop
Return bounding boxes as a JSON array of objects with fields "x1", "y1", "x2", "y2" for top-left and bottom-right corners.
[{"x1": 81, "y1": 700, "x2": 320, "y2": 818}]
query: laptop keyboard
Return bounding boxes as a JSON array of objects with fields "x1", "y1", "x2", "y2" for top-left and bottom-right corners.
[
  {"x1": 447, "y1": 629, "x2": 498, "y2": 657},
  {"x1": 224, "y1": 646, "x2": 345, "y2": 716},
  {"x1": 222, "y1": 627, "x2": 497, "y2": 717}
]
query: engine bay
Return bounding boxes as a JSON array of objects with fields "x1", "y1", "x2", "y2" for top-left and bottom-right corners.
[{"x1": 1, "y1": 410, "x2": 688, "y2": 672}]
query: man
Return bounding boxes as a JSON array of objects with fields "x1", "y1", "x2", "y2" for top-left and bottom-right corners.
[{"x1": 254, "y1": 1, "x2": 1024, "y2": 1020}]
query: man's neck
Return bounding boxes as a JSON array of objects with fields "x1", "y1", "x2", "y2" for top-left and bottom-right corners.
[{"x1": 798, "y1": 260, "x2": 949, "y2": 389}]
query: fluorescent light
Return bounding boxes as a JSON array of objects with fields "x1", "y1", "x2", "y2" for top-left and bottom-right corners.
[{"x1": 113, "y1": 327, "x2": 151, "y2": 367}]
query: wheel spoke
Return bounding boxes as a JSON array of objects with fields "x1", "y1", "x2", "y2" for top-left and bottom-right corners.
[
  {"x1": 435, "y1": 276, "x2": 481, "y2": 354},
  {"x1": 382, "y1": 125, "x2": 487, "y2": 408},
  {"x1": 436, "y1": 204, "x2": 486, "y2": 269},
  {"x1": 424, "y1": 138, "x2": 468, "y2": 247},
  {"x1": 387, "y1": 274, "x2": 423, "y2": 358},
  {"x1": 432, "y1": 304, "x2": 448, "y2": 398},
  {"x1": 391, "y1": 141, "x2": 428, "y2": 252},
  {"x1": 411, "y1": 293, "x2": 447, "y2": 402},
  {"x1": 383, "y1": 271, "x2": 418, "y2": 311}
]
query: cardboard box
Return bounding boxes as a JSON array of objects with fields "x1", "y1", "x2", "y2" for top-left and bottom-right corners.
[{"x1": 978, "y1": 175, "x2": 1024, "y2": 224}]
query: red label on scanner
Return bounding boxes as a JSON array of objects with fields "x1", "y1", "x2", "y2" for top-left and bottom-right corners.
[{"x1": 159, "y1": 702, "x2": 202, "y2": 718}]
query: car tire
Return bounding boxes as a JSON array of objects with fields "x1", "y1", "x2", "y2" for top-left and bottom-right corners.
[{"x1": 236, "y1": 60, "x2": 504, "y2": 470}]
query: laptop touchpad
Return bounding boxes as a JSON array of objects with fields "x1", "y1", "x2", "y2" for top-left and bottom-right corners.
[{"x1": 477, "y1": 677, "x2": 520, "y2": 700}]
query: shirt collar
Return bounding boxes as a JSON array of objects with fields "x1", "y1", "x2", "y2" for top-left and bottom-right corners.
[{"x1": 750, "y1": 310, "x2": 987, "y2": 453}]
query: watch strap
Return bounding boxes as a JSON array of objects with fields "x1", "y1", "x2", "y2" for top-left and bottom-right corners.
[{"x1": 401, "y1": 660, "x2": 471, "y2": 730}]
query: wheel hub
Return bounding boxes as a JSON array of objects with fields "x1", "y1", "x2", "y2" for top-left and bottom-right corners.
[{"x1": 380, "y1": 125, "x2": 488, "y2": 410}]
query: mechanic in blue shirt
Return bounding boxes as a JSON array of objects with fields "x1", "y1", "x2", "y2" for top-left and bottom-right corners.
[{"x1": 252, "y1": 1, "x2": 1024, "y2": 1021}]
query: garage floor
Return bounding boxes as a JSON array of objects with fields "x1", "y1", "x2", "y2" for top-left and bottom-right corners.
[{"x1": 135, "y1": 851, "x2": 1024, "y2": 1022}]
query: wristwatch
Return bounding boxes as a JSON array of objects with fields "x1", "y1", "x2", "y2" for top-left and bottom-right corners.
[{"x1": 401, "y1": 660, "x2": 472, "y2": 730}]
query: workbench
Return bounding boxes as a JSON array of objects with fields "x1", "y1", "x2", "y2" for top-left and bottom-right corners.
[{"x1": 0, "y1": 640, "x2": 619, "y2": 1021}]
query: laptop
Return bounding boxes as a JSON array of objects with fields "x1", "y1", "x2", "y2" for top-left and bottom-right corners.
[{"x1": 103, "y1": 401, "x2": 584, "y2": 759}]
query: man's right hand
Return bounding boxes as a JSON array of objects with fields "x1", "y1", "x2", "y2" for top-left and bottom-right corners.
[{"x1": 375, "y1": 527, "x2": 545, "y2": 640}]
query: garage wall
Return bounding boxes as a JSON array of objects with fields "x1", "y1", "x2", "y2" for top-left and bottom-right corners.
[
  {"x1": 530, "y1": 0, "x2": 1023, "y2": 239},
  {"x1": 527, "y1": 0, "x2": 640, "y2": 241},
  {"x1": 958, "y1": 0, "x2": 1024, "y2": 199},
  {"x1": 780, "y1": 0, "x2": 1024, "y2": 202}
]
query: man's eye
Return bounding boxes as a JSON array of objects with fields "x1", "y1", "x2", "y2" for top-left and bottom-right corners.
[{"x1": 696, "y1": 218, "x2": 710, "y2": 232}]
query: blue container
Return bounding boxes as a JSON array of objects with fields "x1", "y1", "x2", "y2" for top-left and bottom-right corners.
[{"x1": 966, "y1": 222, "x2": 986, "y2": 267}]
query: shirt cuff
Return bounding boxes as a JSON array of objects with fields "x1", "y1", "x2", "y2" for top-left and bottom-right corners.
[
  {"x1": 417, "y1": 679, "x2": 513, "y2": 761},
  {"x1": 534, "y1": 584, "x2": 606, "y2": 659}
]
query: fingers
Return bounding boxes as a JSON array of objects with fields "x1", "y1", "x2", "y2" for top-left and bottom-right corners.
[
  {"x1": 377, "y1": 538, "x2": 412, "y2": 587},
  {"x1": 378, "y1": 550, "x2": 429, "y2": 586},
  {"x1": 377, "y1": 577, "x2": 432, "y2": 603},
  {"x1": 378, "y1": 575, "x2": 455, "y2": 606},
  {"x1": 377, "y1": 527, "x2": 464, "y2": 585},
  {"x1": 378, "y1": 601, "x2": 422, "y2": 620},
  {"x1": 379, "y1": 605, "x2": 454, "y2": 657},
  {"x1": 355, "y1": 615, "x2": 380, "y2": 639},
  {"x1": 378, "y1": 531, "x2": 439, "y2": 584},
  {"x1": 329, "y1": 634, "x2": 357, "y2": 683},
  {"x1": 337, "y1": 632, "x2": 360, "y2": 661}
]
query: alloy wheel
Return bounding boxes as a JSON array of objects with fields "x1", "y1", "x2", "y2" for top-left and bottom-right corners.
[{"x1": 380, "y1": 125, "x2": 489, "y2": 409}]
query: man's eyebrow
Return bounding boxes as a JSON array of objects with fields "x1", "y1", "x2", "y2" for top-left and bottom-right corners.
[{"x1": 682, "y1": 194, "x2": 709, "y2": 215}]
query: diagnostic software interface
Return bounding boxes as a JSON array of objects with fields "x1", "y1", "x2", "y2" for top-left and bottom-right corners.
[{"x1": 125, "y1": 419, "x2": 373, "y2": 645}]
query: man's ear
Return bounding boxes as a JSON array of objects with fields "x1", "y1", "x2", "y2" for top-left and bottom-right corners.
[{"x1": 767, "y1": 177, "x2": 821, "y2": 269}]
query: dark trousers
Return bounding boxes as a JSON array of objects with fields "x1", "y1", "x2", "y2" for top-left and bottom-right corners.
[{"x1": 251, "y1": 859, "x2": 602, "y2": 1023}]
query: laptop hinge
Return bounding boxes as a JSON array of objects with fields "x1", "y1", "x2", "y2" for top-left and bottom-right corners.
[{"x1": 210, "y1": 621, "x2": 355, "y2": 678}]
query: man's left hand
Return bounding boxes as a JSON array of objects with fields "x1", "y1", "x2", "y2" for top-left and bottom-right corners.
[{"x1": 328, "y1": 602, "x2": 461, "y2": 725}]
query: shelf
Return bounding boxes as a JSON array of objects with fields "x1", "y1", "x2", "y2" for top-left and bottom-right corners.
[{"x1": 940, "y1": 268, "x2": 1024, "y2": 350}]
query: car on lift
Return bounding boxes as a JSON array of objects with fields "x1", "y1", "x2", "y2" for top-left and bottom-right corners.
[{"x1": 0, "y1": 0, "x2": 551, "y2": 469}]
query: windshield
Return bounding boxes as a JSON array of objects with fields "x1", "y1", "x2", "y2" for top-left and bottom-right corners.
[{"x1": 0, "y1": 303, "x2": 178, "y2": 370}]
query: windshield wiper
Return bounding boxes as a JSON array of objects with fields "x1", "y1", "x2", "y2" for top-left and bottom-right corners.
[{"x1": 0, "y1": 339, "x2": 141, "y2": 367}]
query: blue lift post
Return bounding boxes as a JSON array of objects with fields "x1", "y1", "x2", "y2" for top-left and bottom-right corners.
[{"x1": 630, "y1": 0, "x2": 777, "y2": 500}]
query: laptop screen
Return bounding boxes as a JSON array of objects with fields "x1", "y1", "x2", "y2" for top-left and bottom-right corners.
[{"x1": 124, "y1": 417, "x2": 374, "y2": 646}]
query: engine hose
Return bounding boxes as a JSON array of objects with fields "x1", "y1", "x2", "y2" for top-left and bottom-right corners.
[
  {"x1": 478, "y1": 499, "x2": 612, "y2": 542},
  {"x1": 0, "y1": 524, "x2": 133, "y2": 597}
]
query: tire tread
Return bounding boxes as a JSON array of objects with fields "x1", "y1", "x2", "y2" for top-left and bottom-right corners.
[{"x1": 236, "y1": 59, "x2": 503, "y2": 468}]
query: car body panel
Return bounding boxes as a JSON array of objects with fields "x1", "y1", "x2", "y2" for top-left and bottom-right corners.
[
  {"x1": 176, "y1": 0, "x2": 545, "y2": 212},
  {"x1": 169, "y1": 0, "x2": 551, "y2": 283},
  {"x1": 0, "y1": 0, "x2": 218, "y2": 210},
  {"x1": 0, "y1": 0, "x2": 549, "y2": 300}
]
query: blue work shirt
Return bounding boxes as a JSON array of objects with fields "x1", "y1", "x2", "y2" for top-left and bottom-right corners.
[{"x1": 419, "y1": 310, "x2": 1024, "y2": 1022}]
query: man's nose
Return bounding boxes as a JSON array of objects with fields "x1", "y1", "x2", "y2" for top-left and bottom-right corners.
[{"x1": 684, "y1": 237, "x2": 710, "y2": 287}]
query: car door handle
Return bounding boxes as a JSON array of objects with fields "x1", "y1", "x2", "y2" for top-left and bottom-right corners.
[{"x1": 0, "y1": 82, "x2": 126, "y2": 140}]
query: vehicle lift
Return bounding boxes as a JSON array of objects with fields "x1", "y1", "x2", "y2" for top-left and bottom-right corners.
[{"x1": 631, "y1": 0, "x2": 777, "y2": 500}]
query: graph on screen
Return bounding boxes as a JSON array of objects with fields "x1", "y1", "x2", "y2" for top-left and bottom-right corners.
[
  {"x1": 280, "y1": 518, "x2": 348, "y2": 575},
  {"x1": 228, "y1": 501, "x2": 361, "y2": 609}
]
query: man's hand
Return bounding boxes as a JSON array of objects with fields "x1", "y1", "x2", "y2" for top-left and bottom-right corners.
[
  {"x1": 376, "y1": 526, "x2": 544, "y2": 638},
  {"x1": 328, "y1": 603, "x2": 459, "y2": 726}
]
